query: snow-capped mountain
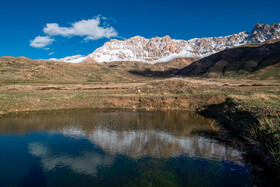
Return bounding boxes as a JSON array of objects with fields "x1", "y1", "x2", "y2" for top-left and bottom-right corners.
[{"x1": 59, "y1": 23, "x2": 280, "y2": 64}]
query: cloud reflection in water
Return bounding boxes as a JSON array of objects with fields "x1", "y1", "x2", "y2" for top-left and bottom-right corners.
[{"x1": 29, "y1": 143, "x2": 114, "y2": 176}]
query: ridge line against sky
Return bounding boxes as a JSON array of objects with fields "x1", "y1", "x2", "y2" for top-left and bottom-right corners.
[{"x1": 0, "y1": 0, "x2": 279, "y2": 59}]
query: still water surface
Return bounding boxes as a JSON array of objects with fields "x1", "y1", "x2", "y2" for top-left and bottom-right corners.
[{"x1": 0, "y1": 110, "x2": 253, "y2": 186}]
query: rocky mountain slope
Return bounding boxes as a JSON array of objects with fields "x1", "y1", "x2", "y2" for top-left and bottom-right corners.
[
  {"x1": 177, "y1": 40, "x2": 280, "y2": 79},
  {"x1": 60, "y1": 23, "x2": 280, "y2": 64}
]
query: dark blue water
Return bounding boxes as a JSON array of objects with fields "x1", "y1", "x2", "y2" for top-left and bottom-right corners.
[{"x1": 0, "y1": 110, "x2": 254, "y2": 186}]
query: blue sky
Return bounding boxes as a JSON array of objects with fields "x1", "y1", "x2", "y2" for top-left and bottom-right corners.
[{"x1": 0, "y1": 0, "x2": 279, "y2": 59}]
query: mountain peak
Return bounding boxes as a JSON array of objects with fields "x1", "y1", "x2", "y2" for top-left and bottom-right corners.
[
  {"x1": 163, "y1": 35, "x2": 172, "y2": 40},
  {"x1": 250, "y1": 22, "x2": 280, "y2": 43},
  {"x1": 129, "y1": 36, "x2": 147, "y2": 40}
]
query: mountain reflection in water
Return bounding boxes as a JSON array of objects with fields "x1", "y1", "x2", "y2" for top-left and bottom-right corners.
[
  {"x1": 0, "y1": 110, "x2": 243, "y2": 163},
  {"x1": 0, "y1": 110, "x2": 253, "y2": 186}
]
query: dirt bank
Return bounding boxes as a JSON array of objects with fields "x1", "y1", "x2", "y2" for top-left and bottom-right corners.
[{"x1": 0, "y1": 94, "x2": 227, "y2": 115}]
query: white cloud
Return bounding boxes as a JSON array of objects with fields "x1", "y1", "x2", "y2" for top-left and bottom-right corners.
[
  {"x1": 48, "y1": 52, "x2": 54, "y2": 55},
  {"x1": 43, "y1": 16, "x2": 118, "y2": 40},
  {"x1": 30, "y1": 36, "x2": 54, "y2": 48}
]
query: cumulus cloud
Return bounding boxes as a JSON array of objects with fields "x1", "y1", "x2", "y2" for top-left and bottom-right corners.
[
  {"x1": 43, "y1": 16, "x2": 118, "y2": 40},
  {"x1": 30, "y1": 36, "x2": 54, "y2": 48}
]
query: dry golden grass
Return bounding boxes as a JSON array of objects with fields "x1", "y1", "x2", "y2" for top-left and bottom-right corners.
[{"x1": 0, "y1": 56, "x2": 279, "y2": 115}]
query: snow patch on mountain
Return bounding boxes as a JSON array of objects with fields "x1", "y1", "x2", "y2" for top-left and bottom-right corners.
[{"x1": 60, "y1": 55, "x2": 87, "y2": 63}]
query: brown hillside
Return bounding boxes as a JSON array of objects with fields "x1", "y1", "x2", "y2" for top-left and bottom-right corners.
[{"x1": 177, "y1": 41, "x2": 280, "y2": 79}]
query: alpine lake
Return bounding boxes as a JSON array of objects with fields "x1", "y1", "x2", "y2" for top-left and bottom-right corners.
[{"x1": 0, "y1": 110, "x2": 254, "y2": 186}]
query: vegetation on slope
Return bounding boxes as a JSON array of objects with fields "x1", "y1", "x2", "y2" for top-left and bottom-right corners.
[{"x1": 198, "y1": 99, "x2": 280, "y2": 185}]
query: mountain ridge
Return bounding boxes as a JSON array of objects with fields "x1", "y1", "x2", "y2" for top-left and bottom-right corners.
[{"x1": 57, "y1": 22, "x2": 280, "y2": 64}]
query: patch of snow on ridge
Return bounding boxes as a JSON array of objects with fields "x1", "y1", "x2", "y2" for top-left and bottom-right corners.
[{"x1": 61, "y1": 55, "x2": 87, "y2": 63}]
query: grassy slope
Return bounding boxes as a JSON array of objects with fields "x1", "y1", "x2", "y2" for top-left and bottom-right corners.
[{"x1": 0, "y1": 56, "x2": 279, "y2": 114}]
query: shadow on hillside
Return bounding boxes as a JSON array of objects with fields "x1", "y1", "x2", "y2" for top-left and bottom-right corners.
[
  {"x1": 198, "y1": 98, "x2": 259, "y2": 131},
  {"x1": 128, "y1": 68, "x2": 178, "y2": 78},
  {"x1": 176, "y1": 41, "x2": 280, "y2": 78}
]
